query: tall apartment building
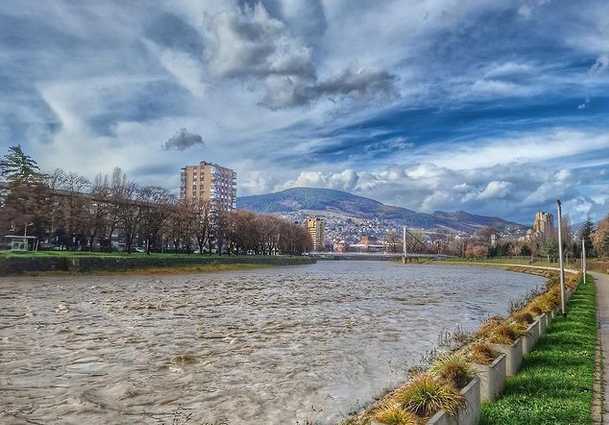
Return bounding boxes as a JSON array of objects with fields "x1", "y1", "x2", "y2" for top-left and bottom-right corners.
[
  {"x1": 305, "y1": 216, "x2": 325, "y2": 251},
  {"x1": 180, "y1": 161, "x2": 237, "y2": 210},
  {"x1": 532, "y1": 211, "x2": 554, "y2": 236}
]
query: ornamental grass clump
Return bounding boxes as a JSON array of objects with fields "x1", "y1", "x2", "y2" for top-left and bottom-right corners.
[
  {"x1": 487, "y1": 322, "x2": 518, "y2": 345},
  {"x1": 527, "y1": 303, "x2": 544, "y2": 317},
  {"x1": 468, "y1": 341, "x2": 498, "y2": 365},
  {"x1": 373, "y1": 401, "x2": 417, "y2": 425},
  {"x1": 430, "y1": 353, "x2": 474, "y2": 389},
  {"x1": 544, "y1": 289, "x2": 560, "y2": 307},
  {"x1": 511, "y1": 311, "x2": 534, "y2": 324},
  {"x1": 477, "y1": 316, "x2": 504, "y2": 339},
  {"x1": 396, "y1": 373, "x2": 465, "y2": 418},
  {"x1": 536, "y1": 295, "x2": 555, "y2": 313}
]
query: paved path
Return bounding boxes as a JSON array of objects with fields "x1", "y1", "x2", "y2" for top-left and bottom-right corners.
[{"x1": 592, "y1": 271, "x2": 609, "y2": 424}]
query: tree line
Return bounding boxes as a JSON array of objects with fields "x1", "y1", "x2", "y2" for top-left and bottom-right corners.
[
  {"x1": 443, "y1": 215, "x2": 609, "y2": 260},
  {"x1": 0, "y1": 146, "x2": 312, "y2": 255}
]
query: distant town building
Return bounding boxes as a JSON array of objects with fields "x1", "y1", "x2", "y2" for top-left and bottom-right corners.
[
  {"x1": 490, "y1": 233, "x2": 497, "y2": 248},
  {"x1": 180, "y1": 161, "x2": 237, "y2": 210},
  {"x1": 305, "y1": 216, "x2": 325, "y2": 251},
  {"x1": 351, "y1": 235, "x2": 385, "y2": 252},
  {"x1": 333, "y1": 240, "x2": 349, "y2": 253}
]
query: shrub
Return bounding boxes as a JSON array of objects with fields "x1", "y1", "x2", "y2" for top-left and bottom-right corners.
[
  {"x1": 374, "y1": 401, "x2": 417, "y2": 425},
  {"x1": 430, "y1": 353, "x2": 473, "y2": 389},
  {"x1": 468, "y1": 341, "x2": 497, "y2": 365},
  {"x1": 396, "y1": 373, "x2": 465, "y2": 418}
]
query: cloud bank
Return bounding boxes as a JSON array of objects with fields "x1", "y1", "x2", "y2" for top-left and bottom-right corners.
[{"x1": 2, "y1": 0, "x2": 609, "y2": 223}]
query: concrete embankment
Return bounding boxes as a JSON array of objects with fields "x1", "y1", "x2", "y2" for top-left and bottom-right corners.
[{"x1": 0, "y1": 254, "x2": 316, "y2": 276}]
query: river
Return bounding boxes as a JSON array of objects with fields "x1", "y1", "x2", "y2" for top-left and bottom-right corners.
[{"x1": 0, "y1": 261, "x2": 544, "y2": 425}]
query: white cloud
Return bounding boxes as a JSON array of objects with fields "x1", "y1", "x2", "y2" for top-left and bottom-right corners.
[
  {"x1": 477, "y1": 180, "x2": 513, "y2": 200},
  {"x1": 423, "y1": 129, "x2": 609, "y2": 171},
  {"x1": 287, "y1": 169, "x2": 360, "y2": 192},
  {"x1": 145, "y1": 40, "x2": 207, "y2": 97},
  {"x1": 589, "y1": 55, "x2": 609, "y2": 75}
]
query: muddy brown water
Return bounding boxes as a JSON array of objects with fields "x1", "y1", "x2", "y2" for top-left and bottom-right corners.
[{"x1": 0, "y1": 261, "x2": 544, "y2": 425}]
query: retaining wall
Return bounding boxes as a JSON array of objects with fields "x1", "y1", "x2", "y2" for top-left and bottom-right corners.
[{"x1": 0, "y1": 255, "x2": 316, "y2": 276}]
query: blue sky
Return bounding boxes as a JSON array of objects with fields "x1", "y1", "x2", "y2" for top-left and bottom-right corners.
[{"x1": 1, "y1": 0, "x2": 609, "y2": 224}]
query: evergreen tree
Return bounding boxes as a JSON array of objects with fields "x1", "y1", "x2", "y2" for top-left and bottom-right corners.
[{"x1": 0, "y1": 145, "x2": 43, "y2": 183}]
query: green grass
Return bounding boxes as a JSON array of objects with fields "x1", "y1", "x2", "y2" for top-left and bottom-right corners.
[
  {"x1": 0, "y1": 250, "x2": 282, "y2": 259},
  {"x1": 480, "y1": 275, "x2": 597, "y2": 425},
  {"x1": 436, "y1": 256, "x2": 559, "y2": 268}
]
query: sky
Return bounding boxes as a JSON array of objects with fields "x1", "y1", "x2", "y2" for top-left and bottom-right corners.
[{"x1": 1, "y1": 0, "x2": 609, "y2": 224}]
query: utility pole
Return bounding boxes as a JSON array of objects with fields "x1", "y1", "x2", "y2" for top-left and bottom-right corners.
[
  {"x1": 582, "y1": 238, "x2": 587, "y2": 285},
  {"x1": 557, "y1": 200, "x2": 566, "y2": 316},
  {"x1": 402, "y1": 226, "x2": 407, "y2": 264}
]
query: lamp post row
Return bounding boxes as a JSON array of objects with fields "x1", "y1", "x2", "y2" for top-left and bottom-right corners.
[{"x1": 556, "y1": 199, "x2": 588, "y2": 317}]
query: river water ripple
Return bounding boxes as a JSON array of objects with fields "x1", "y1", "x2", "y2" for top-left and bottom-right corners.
[{"x1": 0, "y1": 261, "x2": 544, "y2": 425}]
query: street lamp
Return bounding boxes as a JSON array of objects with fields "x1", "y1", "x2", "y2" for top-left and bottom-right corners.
[
  {"x1": 23, "y1": 222, "x2": 33, "y2": 251},
  {"x1": 582, "y1": 238, "x2": 587, "y2": 285},
  {"x1": 556, "y1": 200, "x2": 566, "y2": 316}
]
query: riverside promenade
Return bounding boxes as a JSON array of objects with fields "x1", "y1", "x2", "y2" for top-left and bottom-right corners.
[
  {"x1": 592, "y1": 271, "x2": 609, "y2": 424},
  {"x1": 452, "y1": 261, "x2": 607, "y2": 424}
]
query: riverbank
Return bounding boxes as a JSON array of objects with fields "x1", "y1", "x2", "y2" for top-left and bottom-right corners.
[
  {"x1": 0, "y1": 252, "x2": 316, "y2": 276},
  {"x1": 433, "y1": 255, "x2": 609, "y2": 274},
  {"x1": 481, "y1": 275, "x2": 596, "y2": 425}
]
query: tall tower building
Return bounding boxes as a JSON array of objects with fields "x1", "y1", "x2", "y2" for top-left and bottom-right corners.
[
  {"x1": 305, "y1": 216, "x2": 325, "y2": 251},
  {"x1": 532, "y1": 211, "x2": 554, "y2": 237},
  {"x1": 180, "y1": 161, "x2": 237, "y2": 210}
]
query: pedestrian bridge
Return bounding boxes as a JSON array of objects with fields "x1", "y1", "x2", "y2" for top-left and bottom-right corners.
[{"x1": 306, "y1": 252, "x2": 451, "y2": 261}]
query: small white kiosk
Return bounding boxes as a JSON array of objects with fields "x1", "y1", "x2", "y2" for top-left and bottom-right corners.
[{"x1": 3, "y1": 235, "x2": 37, "y2": 251}]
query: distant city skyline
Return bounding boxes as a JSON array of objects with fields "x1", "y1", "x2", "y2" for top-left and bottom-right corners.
[{"x1": 2, "y1": 1, "x2": 609, "y2": 223}]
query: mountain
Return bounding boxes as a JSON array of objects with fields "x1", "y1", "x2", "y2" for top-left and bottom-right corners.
[{"x1": 237, "y1": 187, "x2": 526, "y2": 234}]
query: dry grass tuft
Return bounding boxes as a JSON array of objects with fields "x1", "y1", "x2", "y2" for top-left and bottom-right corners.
[
  {"x1": 430, "y1": 353, "x2": 473, "y2": 389},
  {"x1": 511, "y1": 311, "x2": 534, "y2": 324},
  {"x1": 396, "y1": 373, "x2": 465, "y2": 418},
  {"x1": 468, "y1": 341, "x2": 497, "y2": 365},
  {"x1": 374, "y1": 401, "x2": 418, "y2": 425},
  {"x1": 477, "y1": 316, "x2": 504, "y2": 338},
  {"x1": 528, "y1": 304, "x2": 543, "y2": 316},
  {"x1": 487, "y1": 322, "x2": 518, "y2": 345}
]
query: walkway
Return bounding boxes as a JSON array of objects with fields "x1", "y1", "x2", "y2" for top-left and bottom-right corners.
[{"x1": 592, "y1": 271, "x2": 609, "y2": 424}]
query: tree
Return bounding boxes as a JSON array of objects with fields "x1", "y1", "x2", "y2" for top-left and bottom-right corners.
[
  {"x1": 519, "y1": 244, "x2": 531, "y2": 257},
  {"x1": 0, "y1": 145, "x2": 50, "y2": 245},
  {"x1": 592, "y1": 215, "x2": 609, "y2": 258},
  {"x1": 193, "y1": 200, "x2": 212, "y2": 254},
  {"x1": 384, "y1": 230, "x2": 401, "y2": 253},
  {"x1": 138, "y1": 186, "x2": 173, "y2": 254},
  {"x1": 0, "y1": 145, "x2": 43, "y2": 183},
  {"x1": 580, "y1": 217, "x2": 596, "y2": 257},
  {"x1": 116, "y1": 182, "x2": 141, "y2": 253},
  {"x1": 541, "y1": 238, "x2": 559, "y2": 262}
]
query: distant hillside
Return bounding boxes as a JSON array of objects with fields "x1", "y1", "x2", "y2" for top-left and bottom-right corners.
[{"x1": 237, "y1": 187, "x2": 526, "y2": 234}]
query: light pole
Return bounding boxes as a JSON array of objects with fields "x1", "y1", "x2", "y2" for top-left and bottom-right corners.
[
  {"x1": 402, "y1": 226, "x2": 407, "y2": 264},
  {"x1": 582, "y1": 238, "x2": 587, "y2": 285},
  {"x1": 557, "y1": 200, "x2": 566, "y2": 316},
  {"x1": 23, "y1": 222, "x2": 33, "y2": 251}
]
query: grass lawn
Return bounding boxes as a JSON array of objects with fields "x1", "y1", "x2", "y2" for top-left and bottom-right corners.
[
  {"x1": 480, "y1": 275, "x2": 597, "y2": 425},
  {"x1": 0, "y1": 250, "x2": 273, "y2": 259},
  {"x1": 436, "y1": 256, "x2": 559, "y2": 268}
]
